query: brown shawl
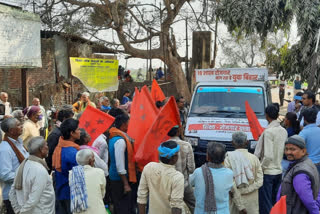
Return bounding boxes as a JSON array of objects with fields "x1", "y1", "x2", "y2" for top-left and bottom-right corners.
[{"x1": 3, "y1": 135, "x2": 27, "y2": 163}]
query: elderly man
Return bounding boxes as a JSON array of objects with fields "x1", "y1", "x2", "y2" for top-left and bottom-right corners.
[
  {"x1": 299, "y1": 108, "x2": 320, "y2": 174},
  {"x1": 190, "y1": 142, "x2": 233, "y2": 214},
  {"x1": 109, "y1": 113, "x2": 137, "y2": 213},
  {"x1": 32, "y1": 98, "x2": 48, "y2": 137},
  {"x1": 100, "y1": 96, "x2": 111, "y2": 112},
  {"x1": 0, "y1": 118, "x2": 29, "y2": 214},
  {"x1": 254, "y1": 104, "x2": 287, "y2": 214},
  {"x1": 225, "y1": 132, "x2": 263, "y2": 214},
  {"x1": 9, "y1": 136, "x2": 54, "y2": 214},
  {"x1": 277, "y1": 135, "x2": 320, "y2": 214},
  {"x1": 0, "y1": 92, "x2": 12, "y2": 122},
  {"x1": 52, "y1": 118, "x2": 81, "y2": 214},
  {"x1": 69, "y1": 149, "x2": 106, "y2": 214},
  {"x1": 167, "y1": 125, "x2": 195, "y2": 212},
  {"x1": 11, "y1": 110, "x2": 25, "y2": 124},
  {"x1": 21, "y1": 106, "x2": 41, "y2": 148},
  {"x1": 72, "y1": 92, "x2": 96, "y2": 113},
  {"x1": 138, "y1": 141, "x2": 185, "y2": 214}
]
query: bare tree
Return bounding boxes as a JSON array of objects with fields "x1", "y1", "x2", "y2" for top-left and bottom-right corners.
[
  {"x1": 30, "y1": 0, "x2": 199, "y2": 100},
  {"x1": 219, "y1": 34, "x2": 265, "y2": 68}
]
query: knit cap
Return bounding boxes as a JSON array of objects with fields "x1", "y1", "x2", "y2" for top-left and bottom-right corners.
[{"x1": 285, "y1": 135, "x2": 306, "y2": 149}]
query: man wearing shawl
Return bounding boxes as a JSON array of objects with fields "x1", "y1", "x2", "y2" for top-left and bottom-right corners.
[
  {"x1": 108, "y1": 113, "x2": 137, "y2": 214},
  {"x1": 190, "y1": 142, "x2": 233, "y2": 214},
  {"x1": 69, "y1": 149, "x2": 106, "y2": 214},
  {"x1": 72, "y1": 92, "x2": 96, "y2": 113},
  {"x1": 9, "y1": 137, "x2": 54, "y2": 214},
  {"x1": 52, "y1": 118, "x2": 81, "y2": 214},
  {"x1": 0, "y1": 118, "x2": 29, "y2": 214},
  {"x1": 225, "y1": 132, "x2": 263, "y2": 214},
  {"x1": 137, "y1": 141, "x2": 185, "y2": 214}
]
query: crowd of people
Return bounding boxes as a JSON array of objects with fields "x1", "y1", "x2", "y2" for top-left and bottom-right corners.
[{"x1": 0, "y1": 87, "x2": 319, "y2": 214}]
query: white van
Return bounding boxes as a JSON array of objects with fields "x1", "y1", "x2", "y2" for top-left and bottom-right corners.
[{"x1": 184, "y1": 68, "x2": 271, "y2": 166}]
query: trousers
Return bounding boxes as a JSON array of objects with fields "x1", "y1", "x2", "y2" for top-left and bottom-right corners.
[{"x1": 259, "y1": 174, "x2": 282, "y2": 214}]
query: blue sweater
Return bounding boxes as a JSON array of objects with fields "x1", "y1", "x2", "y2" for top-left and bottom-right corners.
[{"x1": 55, "y1": 147, "x2": 78, "y2": 200}]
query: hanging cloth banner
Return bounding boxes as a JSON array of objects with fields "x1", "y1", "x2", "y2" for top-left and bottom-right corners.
[{"x1": 70, "y1": 57, "x2": 119, "y2": 92}]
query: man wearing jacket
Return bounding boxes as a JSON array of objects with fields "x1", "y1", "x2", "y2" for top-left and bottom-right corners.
[{"x1": 277, "y1": 135, "x2": 320, "y2": 214}]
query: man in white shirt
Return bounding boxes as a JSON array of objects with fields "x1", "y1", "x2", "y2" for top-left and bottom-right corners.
[
  {"x1": 32, "y1": 98, "x2": 48, "y2": 137},
  {"x1": 0, "y1": 118, "x2": 29, "y2": 214},
  {"x1": 138, "y1": 141, "x2": 185, "y2": 214},
  {"x1": 167, "y1": 125, "x2": 195, "y2": 213},
  {"x1": 69, "y1": 149, "x2": 106, "y2": 214},
  {"x1": 254, "y1": 104, "x2": 288, "y2": 214},
  {"x1": 9, "y1": 136, "x2": 54, "y2": 214}
]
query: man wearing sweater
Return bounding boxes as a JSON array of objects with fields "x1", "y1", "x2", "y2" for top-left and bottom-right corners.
[{"x1": 254, "y1": 104, "x2": 288, "y2": 214}]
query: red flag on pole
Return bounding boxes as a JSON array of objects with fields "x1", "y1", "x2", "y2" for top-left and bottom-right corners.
[
  {"x1": 245, "y1": 100, "x2": 265, "y2": 140},
  {"x1": 127, "y1": 86, "x2": 159, "y2": 155},
  {"x1": 270, "y1": 195, "x2": 287, "y2": 214},
  {"x1": 151, "y1": 79, "x2": 166, "y2": 102},
  {"x1": 79, "y1": 105, "x2": 115, "y2": 146},
  {"x1": 135, "y1": 96, "x2": 180, "y2": 167}
]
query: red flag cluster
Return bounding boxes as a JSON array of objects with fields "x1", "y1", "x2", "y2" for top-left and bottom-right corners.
[
  {"x1": 128, "y1": 83, "x2": 180, "y2": 169},
  {"x1": 80, "y1": 81, "x2": 180, "y2": 169}
]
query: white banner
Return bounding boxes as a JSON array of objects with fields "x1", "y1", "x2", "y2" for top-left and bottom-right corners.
[
  {"x1": 195, "y1": 68, "x2": 268, "y2": 82},
  {"x1": 0, "y1": 4, "x2": 42, "y2": 68}
]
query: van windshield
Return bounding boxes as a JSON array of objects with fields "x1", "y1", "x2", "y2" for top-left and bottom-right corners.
[{"x1": 189, "y1": 86, "x2": 265, "y2": 117}]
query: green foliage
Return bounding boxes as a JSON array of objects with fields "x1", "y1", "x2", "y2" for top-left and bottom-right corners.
[
  {"x1": 217, "y1": 0, "x2": 294, "y2": 39},
  {"x1": 218, "y1": 0, "x2": 320, "y2": 90}
]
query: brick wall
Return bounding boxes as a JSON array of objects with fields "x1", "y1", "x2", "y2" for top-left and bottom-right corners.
[{"x1": 27, "y1": 39, "x2": 56, "y2": 88}]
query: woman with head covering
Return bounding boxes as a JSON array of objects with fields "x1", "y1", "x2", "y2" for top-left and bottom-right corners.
[{"x1": 21, "y1": 106, "x2": 42, "y2": 148}]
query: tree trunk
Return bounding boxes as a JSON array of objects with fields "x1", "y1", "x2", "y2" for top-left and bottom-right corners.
[{"x1": 166, "y1": 56, "x2": 192, "y2": 101}]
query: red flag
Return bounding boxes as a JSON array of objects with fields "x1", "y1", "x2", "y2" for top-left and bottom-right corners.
[
  {"x1": 128, "y1": 86, "x2": 159, "y2": 155},
  {"x1": 135, "y1": 96, "x2": 180, "y2": 167},
  {"x1": 151, "y1": 79, "x2": 166, "y2": 102},
  {"x1": 79, "y1": 105, "x2": 115, "y2": 145},
  {"x1": 270, "y1": 196, "x2": 287, "y2": 214},
  {"x1": 245, "y1": 101, "x2": 265, "y2": 140}
]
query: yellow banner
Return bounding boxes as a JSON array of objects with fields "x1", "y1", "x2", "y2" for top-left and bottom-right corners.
[{"x1": 70, "y1": 57, "x2": 119, "y2": 92}]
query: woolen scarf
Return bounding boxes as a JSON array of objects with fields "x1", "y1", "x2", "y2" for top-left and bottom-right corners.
[
  {"x1": 14, "y1": 155, "x2": 49, "y2": 190},
  {"x1": 201, "y1": 162, "x2": 223, "y2": 213},
  {"x1": 3, "y1": 135, "x2": 26, "y2": 163},
  {"x1": 52, "y1": 137, "x2": 80, "y2": 172},
  {"x1": 109, "y1": 127, "x2": 137, "y2": 183}
]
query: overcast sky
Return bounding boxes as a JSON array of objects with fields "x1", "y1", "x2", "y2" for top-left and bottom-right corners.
[{"x1": 1, "y1": 0, "x2": 299, "y2": 71}]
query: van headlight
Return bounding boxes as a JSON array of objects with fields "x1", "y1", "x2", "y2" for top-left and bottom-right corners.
[
  {"x1": 185, "y1": 136, "x2": 199, "y2": 146},
  {"x1": 250, "y1": 140, "x2": 258, "y2": 150}
]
